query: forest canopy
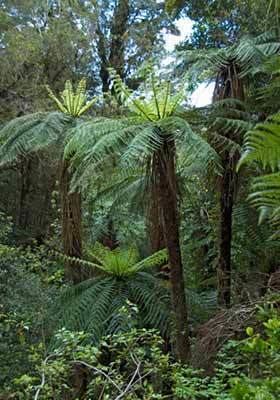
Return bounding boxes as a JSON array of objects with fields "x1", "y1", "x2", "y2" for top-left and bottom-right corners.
[{"x1": 0, "y1": 0, "x2": 279, "y2": 399}]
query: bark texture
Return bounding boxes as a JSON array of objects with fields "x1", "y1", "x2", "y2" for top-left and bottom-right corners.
[
  {"x1": 213, "y1": 61, "x2": 244, "y2": 307},
  {"x1": 97, "y1": 0, "x2": 130, "y2": 93},
  {"x1": 148, "y1": 182, "x2": 165, "y2": 253},
  {"x1": 217, "y1": 154, "x2": 235, "y2": 306},
  {"x1": 60, "y1": 160, "x2": 83, "y2": 284},
  {"x1": 154, "y1": 138, "x2": 190, "y2": 362}
]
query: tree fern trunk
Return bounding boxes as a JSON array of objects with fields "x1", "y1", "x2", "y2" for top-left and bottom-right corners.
[
  {"x1": 60, "y1": 160, "x2": 83, "y2": 284},
  {"x1": 100, "y1": 218, "x2": 119, "y2": 250},
  {"x1": 213, "y1": 62, "x2": 244, "y2": 308},
  {"x1": 217, "y1": 154, "x2": 235, "y2": 307},
  {"x1": 148, "y1": 183, "x2": 165, "y2": 253},
  {"x1": 154, "y1": 138, "x2": 190, "y2": 362},
  {"x1": 17, "y1": 156, "x2": 32, "y2": 234}
]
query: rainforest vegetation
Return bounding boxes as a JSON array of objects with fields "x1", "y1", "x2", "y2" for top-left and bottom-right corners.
[{"x1": 0, "y1": 0, "x2": 280, "y2": 399}]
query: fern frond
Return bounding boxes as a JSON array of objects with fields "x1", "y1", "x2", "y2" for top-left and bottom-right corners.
[
  {"x1": 0, "y1": 112, "x2": 70, "y2": 164},
  {"x1": 129, "y1": 272, "x2": 171, "y2": 335},
  {"x1": 121, "y1": 125, "x2": 163, "y2": 166},
  {"x1": 55, "y1": 247, "x2": 171, "y2": 340},
  {"x1": 238, "y1": 113, "x2": 280, "y2": 171},
  {"x1": 46, "y1": 86, "x2": 68, "y2": 113},
  {"x1": 47, "y1": 79, "x2": 96, "y2": 118},
  {"x1": 59, "y1": 277, "x2": 117, "y2": 341},
  {"x1": 132, "y1": 249, "x2": 168, "y2": 272},
  {"x1": 249, "y1": 172, "x2": 280, "y2": 211}
]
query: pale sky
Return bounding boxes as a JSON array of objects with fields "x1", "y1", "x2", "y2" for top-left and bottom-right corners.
[{"x1": 164, "y1": 18, "x2": 214, "y2": 107}]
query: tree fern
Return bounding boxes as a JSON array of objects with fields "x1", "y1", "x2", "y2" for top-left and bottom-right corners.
[
  {"x1": 176, "y1": 30, "x2": 280, "y2": 89},
  {"x1": 54, "y1": 244, "x2": 171, "y2": 341},
  {"x1": 64, "y1": 71, "x2": 220, "y2": 360},
  {"x1": 0, "y1": 79, "x2": 97, "y2": 283}
]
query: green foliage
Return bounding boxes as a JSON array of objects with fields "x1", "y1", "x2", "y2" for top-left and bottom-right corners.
[
  {"x1": 55, "y1": 244, "x2": 171, "y2": 340},
  {"x1": 172, "y1": 304, "x2": 280, "y2": 400},
  {"x1": 1, "y1": 2, "x2": 280, "y2": 397},
  {"x1": 0, "y1": 112, "x2": 71, "y2": 164},
  {"x1": 0, "y1": 2, "x2": 93, "y2": 119},
  {"x1": 239, "y1": 113, "x2": 280, "y2": 237},
  {"x1": 239, "y1": 113, "x2": 280, "y2": 171},
  {"x1": 0, "y1": 244, "x2": 60, "y2": 389},
  {"x1": 170, "y1": 1, "x2": 280, "y2": 49},
  {"x1": 13, "y1": 327, "x2": 171, "y2": 400},
  {"x1": 10, "y1": 303, "x2": 280, "y2": 399},
  {"x1": 46, "y1": 79, "x2": 96, "y2": 117},
  {"x1": 0, "y1": 212, "x2": 13, "y2": 243},
  {"x1": 230, "y1": 307, "x2": 280, "y2": 400}
]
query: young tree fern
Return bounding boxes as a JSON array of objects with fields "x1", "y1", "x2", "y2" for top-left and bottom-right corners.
[{"x1": 55, "y1": 244, "x2": 170, "y2": 341}]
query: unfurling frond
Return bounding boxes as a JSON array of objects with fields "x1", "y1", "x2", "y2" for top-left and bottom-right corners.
[
  {"x1": 46, "y1": 79, "x2": 96, "y2": 117},
  {"x1": 109, "y1": 68, "x2": 186, "y2": 121}
]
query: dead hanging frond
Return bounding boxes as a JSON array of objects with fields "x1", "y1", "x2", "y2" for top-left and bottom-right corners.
[
  {"x1": 213, "y1": 60, "x2": 245, "y2": 102},
  {"x1": 192, "y1": 294, "x2": 280, "y2": 371}
]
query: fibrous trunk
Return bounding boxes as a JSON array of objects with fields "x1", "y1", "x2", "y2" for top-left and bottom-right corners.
[
  {"x1": 154, "y1": 138, "x2": 190, "y2": 362},
  {"x1": 148, "y1": 182, "x2": 165, "y2": 253},
  {"x1": 217, "y1": 154, "x2": 236, "y2": 307},
  {"x1": 60, "y1": 160, "x2": 83, "y2": 284},
  {"x1": 213, "y1": 62, "x2": 244, "y2": 308},
  {"x1": 17, "y1": 157, "x2": 32, "y2": 232}
]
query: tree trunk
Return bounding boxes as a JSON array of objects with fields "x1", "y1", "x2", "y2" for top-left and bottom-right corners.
[
  {"x1": 96, "y1": 0, "x2": 130, "y2": 93},
  {"x1": 108, "y1": 0, "x2": 130, "y2": 80},
  {"x1": 60, "y1": 160, "x2": 83, "y2": 284},
  {"x1": 148, "y1": 183, "x2": 165, "y2": 253},
  {"x1": 17, "y1": 157, "x2": 32, "y2": 232},
  {"x1": 217, "y1": 154, "x2": 235, "y2": 307},
  {"x1": 154, "y1": 138, "x2": 190, "y2": 362},
  {"x1": 213, "y1": 62, "x2": 244, "y2": 308},
  {"x1": 100, "y1": 218, "x2": 119, "y2": 250},
  {"x1": 96, "y1": 23, "x2": 110, "y2": 93}
]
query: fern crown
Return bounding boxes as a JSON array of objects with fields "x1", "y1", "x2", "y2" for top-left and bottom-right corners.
[
  {"x1": 86, "y1": 242, "x2": 168, "y2": 277},
  {"x1": 56, "y1": 245, "x2": 170, "y2": 341}
]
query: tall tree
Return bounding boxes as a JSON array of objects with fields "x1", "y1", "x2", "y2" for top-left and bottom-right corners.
[
  {"x1": 166, "y1": 0, "x2": 280, "y2": 49},
  {"x1": 212, "y1": 63, "x2": 245, "y2": 307},
  {"x1": 93, "y1": 0, "x2": 176, "y2": 92},
  {"x1": 0, "y1": 0, "x2": 93, "y2": 120}
]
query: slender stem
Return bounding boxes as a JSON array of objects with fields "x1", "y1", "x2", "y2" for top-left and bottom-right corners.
[
  {"x1": 151, "y1": 73, "x2": 161, "y2": 119},
  {"x1": 162, "y1": 81, "x2": 171, "y2": 119}
]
